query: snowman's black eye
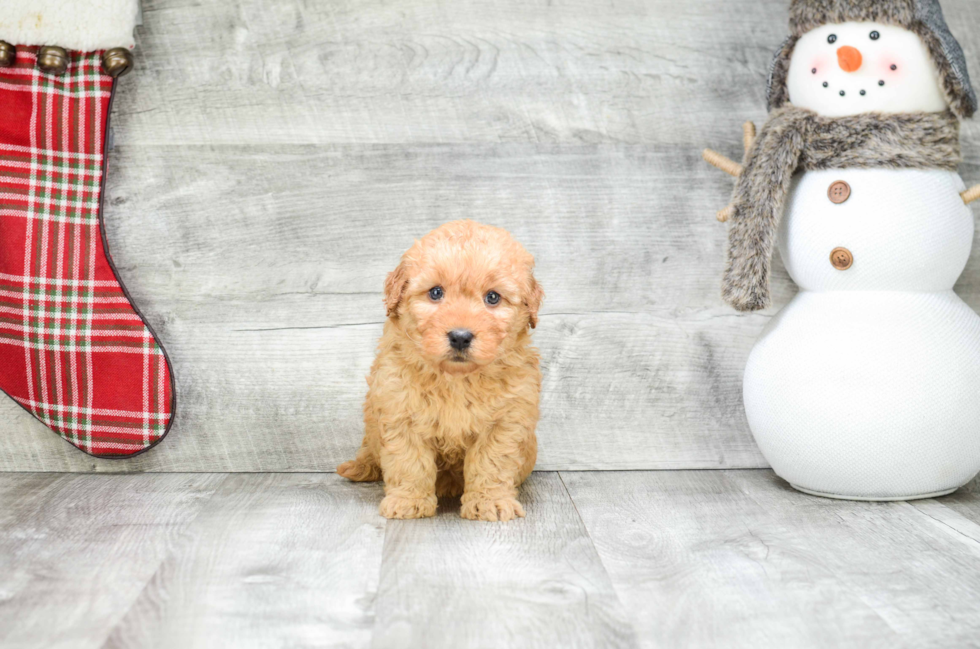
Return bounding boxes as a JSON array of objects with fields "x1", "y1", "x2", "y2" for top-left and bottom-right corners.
[
  {"x1": 870, "y1": 31, "x2": 880, "y2": 40},
  {"x1": 828, "y1": 34, "x2": 838, "y2": 44}
]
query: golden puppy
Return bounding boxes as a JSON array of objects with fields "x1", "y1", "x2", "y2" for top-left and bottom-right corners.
[{"x1": 337, "y1": 220, "x2": 543, "y2": 521}]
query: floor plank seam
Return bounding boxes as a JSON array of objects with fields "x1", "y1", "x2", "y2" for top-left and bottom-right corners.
[
  {"x1": 92, "y1": 474, "x2": 234, "y2": 649},
  {"x1": 905, "y1": 500, "x2": 980, "y2": 549},
  {"x1": 369, "y1": 506, "x2": 391, "y2": 648},
  {"x1": 556, "y1": 471, "x2": 640, "y2": 646}
]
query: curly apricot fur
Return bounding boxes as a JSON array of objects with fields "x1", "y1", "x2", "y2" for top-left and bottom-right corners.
[{"x1": 337, "y1": 221, "x2": 543, "y2": 521}]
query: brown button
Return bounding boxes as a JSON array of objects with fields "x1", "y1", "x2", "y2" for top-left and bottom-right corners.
[
  {"x1": 828, "y1": 180, "x2": 851, "y2": 204},
  {"x1": 830, "y1": 247, "x2": 853, "y2": 270}
]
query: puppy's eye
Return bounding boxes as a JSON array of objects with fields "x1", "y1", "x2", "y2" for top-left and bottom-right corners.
[
  {"x1": 484, "y1": 291, "x2": 501, "y2": 306},
  {"x1": 870, "y1": 31, "x2": 880, "y2": 40},
  {"x1": 428, "y1": 286, "x2": 444, "y2": 301},
  {"x1": 828, "y1": 34, "x2": 838, "y2": 44}
]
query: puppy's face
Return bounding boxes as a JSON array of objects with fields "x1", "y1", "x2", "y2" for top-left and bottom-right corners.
[{"x1": 385, "y1": 221, "x2": 543, "y2": 376}]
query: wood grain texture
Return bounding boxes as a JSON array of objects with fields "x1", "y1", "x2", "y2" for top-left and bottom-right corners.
[
  {"x1": 4, "y1": 471, "x2": 980, "y2": 647},
  {"x1": 562, "y1": 470, "x2": 980, "y2": 649},
  {"x1": 102, "y1": 474, "x2": 386, "y2": 649},
  {"x1": 0, "y1": 144, "x2": 771, "y2": 472},
  {"x1": 0, "y1": 473, "x2": 225, "y2": 649},
  {"x1": 372, "y1": 472, "x2": 637, "y2": 649},
  {"x1": 0, "y1": 0, "x2": 979, "y2": 471},
  {"x1": 115, "y1": 0, "x2": 802, "y2": 147}
]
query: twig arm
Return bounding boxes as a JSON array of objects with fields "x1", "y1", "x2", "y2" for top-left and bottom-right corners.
[
  {"x1": 963, "y1": 185, "x2": 980, "y2": 205},
  {"x1": 742, "y1": 122, "x2": 756, "y2": 154},
  {"x1": 706, "y1": 123, "x2": 755, "y2": 223},
  {"x1": 702, "y1": 149, "x2": 743, "y2": 177}
]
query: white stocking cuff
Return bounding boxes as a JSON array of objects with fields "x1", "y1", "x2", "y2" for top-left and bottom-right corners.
[{"x1": 0, "y1": 0, "x2": 139, "y2": 51}]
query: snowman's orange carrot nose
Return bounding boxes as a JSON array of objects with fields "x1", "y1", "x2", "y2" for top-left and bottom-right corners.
[{"x1": 837, "y1": 46, "x2": 863, "y2": 72}]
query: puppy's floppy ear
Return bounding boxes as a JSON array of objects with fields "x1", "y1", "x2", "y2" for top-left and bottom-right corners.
[
  {"x1": 384, "y1": 261, "x2": 410, "y2": 318},
  {"x1": 524, "y1": 275, "x2": 544, "y2": 329}
]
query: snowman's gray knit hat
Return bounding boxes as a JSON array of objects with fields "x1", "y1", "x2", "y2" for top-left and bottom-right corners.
[{"x1": 767, "y1": 0, "x2": 977, "y2": 118}]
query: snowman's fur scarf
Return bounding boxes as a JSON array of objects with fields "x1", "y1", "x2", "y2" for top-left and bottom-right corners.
[
  {"x1": 769, "y1": 0, "x2": 977, "y2": 118},
  {"x1": 723, "y1": 106, "x2": 960, "y2": 312}
]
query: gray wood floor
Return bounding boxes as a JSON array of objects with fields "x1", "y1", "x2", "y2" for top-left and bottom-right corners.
[
  {"x1": 3, "y1": 0, "x2": 979, "y2": 473},
  {"x1": 3, "y1": 470, "x2": 980, "y2": 649}
]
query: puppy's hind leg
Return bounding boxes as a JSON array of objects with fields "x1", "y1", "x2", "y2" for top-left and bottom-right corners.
[
  {"x1": 337, "y1": 447, "x2": 381, "y2": 482},
  {"x1": 337, "y1": 417, "x2": 382, "y2": 482}
]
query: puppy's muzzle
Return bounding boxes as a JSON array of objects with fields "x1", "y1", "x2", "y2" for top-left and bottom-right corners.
[{"x1": 448, "y1": 329, "x2": 474, "y2": 353}]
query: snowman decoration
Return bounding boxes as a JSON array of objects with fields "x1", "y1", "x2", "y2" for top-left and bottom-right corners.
[{"x1": 705, "y1": 0, "x2": 980, "y2": 500}]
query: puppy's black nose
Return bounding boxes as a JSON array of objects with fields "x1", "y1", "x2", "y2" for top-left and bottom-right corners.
[{"x1": 448, "y1": 329, "x2": 474, "y2": 351}]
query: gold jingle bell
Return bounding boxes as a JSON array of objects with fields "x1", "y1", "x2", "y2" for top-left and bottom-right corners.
[
  {"x1": 0, "y1": 41, "x2": 15, "y2": 68},
  {"x1": 37, "y1": 46, "x2": 69, "y2": 75},
  {"x1": 102, "y1": 47, "x2": 135, "y2": 79}
]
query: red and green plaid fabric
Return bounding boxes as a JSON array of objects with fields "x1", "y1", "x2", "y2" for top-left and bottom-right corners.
[{"x1": 0, "y1": 47, "x2": 174, "y2": 457}]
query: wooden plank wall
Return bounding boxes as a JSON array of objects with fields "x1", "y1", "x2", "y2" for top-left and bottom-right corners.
[{"x1": 1, "y1": 0, "x2": 978, "y2": 471}]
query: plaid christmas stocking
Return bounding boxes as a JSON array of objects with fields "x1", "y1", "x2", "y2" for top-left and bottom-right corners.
[{"x1": 0, "y1": 1, "x2": 175, "y2": 457}]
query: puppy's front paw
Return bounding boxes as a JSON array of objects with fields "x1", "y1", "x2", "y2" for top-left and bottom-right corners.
[
  {"x1": 460, "y1": 495, "x2": 526, "y2": 522},
  {"x1": 379, "y1": 495, "x2": 437, "y2": 519}
]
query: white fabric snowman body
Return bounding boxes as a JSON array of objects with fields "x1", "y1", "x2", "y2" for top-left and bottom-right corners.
[{"x1": 734, "y1": 5, "x2": 980, "y2": 499}]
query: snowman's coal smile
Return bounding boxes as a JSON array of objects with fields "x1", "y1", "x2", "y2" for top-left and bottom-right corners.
[{"x1": 812, "y1": 68, "x2": 885, "y2": 99}]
